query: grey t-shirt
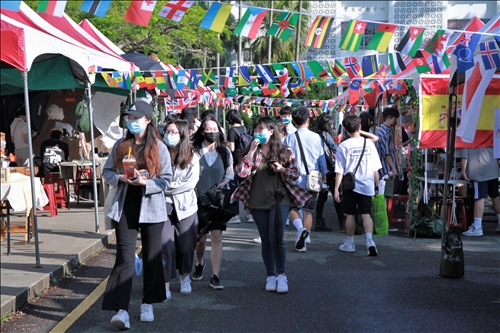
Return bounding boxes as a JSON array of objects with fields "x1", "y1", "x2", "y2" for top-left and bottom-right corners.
[{"x1": 456, "y1": 147, "x2": 500, "y2": 182}]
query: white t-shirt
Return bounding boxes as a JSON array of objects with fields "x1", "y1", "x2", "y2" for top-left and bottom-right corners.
[
  {"x1": 10, "y1": 117, "x2": 28, "y2": 149},
  {"x1": 335, "y1": 137, "x2": 382, "y2": 196}
]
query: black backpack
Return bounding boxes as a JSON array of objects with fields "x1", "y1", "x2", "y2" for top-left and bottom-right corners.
[{"x1": 232, "y1": 126, "x2": 253, "y2": 162}]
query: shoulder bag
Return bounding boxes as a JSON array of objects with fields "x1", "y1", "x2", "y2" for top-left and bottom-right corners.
[
  {"x1": 295, "y1": 132, "x2": 321, "y2": 192},
  {"x1": 341, "y1": 138, "x2": 366, "y2": 192}
]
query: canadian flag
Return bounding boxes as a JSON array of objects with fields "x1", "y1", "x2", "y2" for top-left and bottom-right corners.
[{"x1": 124, "y1": 1, "x2": 157, "y2": 26}]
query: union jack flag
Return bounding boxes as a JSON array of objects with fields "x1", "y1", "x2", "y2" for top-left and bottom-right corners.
[
  {"x1": 479, "y1": 41, "x2": 500, "y2": 71},
  {"x1": 164, "y1": 90, "x2": 199, "y2": 113}
]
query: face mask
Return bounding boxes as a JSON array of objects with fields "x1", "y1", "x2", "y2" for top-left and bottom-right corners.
[
  {"x1": 127, "y1": 120, "x2": 144, "y2": 134},
  {"x1": 164, "y1": 133, "x2": 180, "y2": 147},
  {"x1": 254, "y1": 133, "x2": 268, "y2": 144},
  {"x1": 282, "y1": 118, "x2": 292, "y2": 125},
  {"x1": 204, "y1": 132, "x2": 218, "y2": 143}
]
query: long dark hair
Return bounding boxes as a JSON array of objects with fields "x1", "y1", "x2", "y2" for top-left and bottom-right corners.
[
  {"x1": 192, "y1": 116, "x2": 227, "y2": 158},
  {"x1": 316, "y1": 114, "x2": 336, "y2": 140},
  {"x1": 165, "y1": 120, "x2": 194, "y2": 169},
  {"x1": 114, "y1": 118, "x2": 162, "y2": 177},
  {"x1": 240, "y1": 116, "x2": 290, "y2": 166}
]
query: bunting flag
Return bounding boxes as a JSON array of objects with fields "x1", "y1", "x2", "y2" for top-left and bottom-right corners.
[
  {"x1": 291, "y1": 62, "x2": 314, "y2": 80},
  {"x1": 344, "y1": 57, "x2": 361, "y2": 78},
  {"x1": 224, "y1": 67, "x2": 235, "y2": 87},
  {"x1": 388, "y1": 53, "x2": 406, "y2": 75},
  {"x1": 234, "y1": 7, "x2": 267, "y2": 39},
  {"x1": 370, "y1": 80, "x2": 387, "y2": 93},
  {"x1": 36, "y1": 0, "x2": 67, "y2": 16},
  {"x1": 424, "y1": 29, "x2": 453, "y2": 56},
  {"x1": 0, "y1": 0, "x2": 21, "y2": 11},
  {"x1": 349, "y1": 77, "x2": 363, "y2": 105},
  {"x1": 123, "y1": 72, "x2": 132, "y2": 90},
  {"x1": 304, "y1": 16, "x2": 334, "y2": 48},
  {"x1": 339, "y1": 20, "x2": 367, "y2": 51},
  {"x1": 367, "y1": 23, "x2": 397, "y2": 52},
  {"x1": 267, "y1": 12, "x2": 299, "y2": 41},
  {"x1": 226, "y1": 87, "x2": 238, "y2": 97},
  {"x1": 431, "y1": 54, "x2": 450, "y2": 74},
  {"x1": 453, "y1": 32, "x2": 481, "y2": 72},
  {"x1": 420, "y1": 75, "x2": 498, "y2": 149},
  {"x1": 101, "y1": 73, "x2": 118, "y2": 88},
  {"x1": 199, "y1": 2, "x2": 232, "y2": 33},
  {"x1": 411, "y1": 51, "x2": 431, "y2": 73},
  {"x1": 155, "y1": 71, "x2": 167, "y2": 90},
  {"x1": 361, "y1": 55, "x2": 379, "y2": 77},
  {"x1": 327, "y1": 60, "x2": 345, "y2": 81},
  {"x1": 261, "y1": 82, "x2": 278, "y2": 96},
  {"x1": 124, "y1": 0, "x2": 157, "y2": 26},
  {"x1": 480, "y1": 41, "x2": 500, "y2": 70},
  {"x1": 80, "y1": 0, "x2": 111, "y2": 18},
  {"x1": 255, "y1": 65, "x2": 275, "y2": 83},
  {"x1": 134, "y1": 71, "x2": 147, "y2": 89},
  {"x1": 308, "y1": 60, "x2": 329, "y2": 81},
  {"x1": 202, "y1": 69, "x2": 216, "y2": 86},
  {"x1": 250, "y1": 80, "x2": 262, "y2": 95},
  {"x1": 143, "y1": 71, "x2": 157, "y2": 90},
  {"x1": 396, "y1": 26, "x2": 425, "y2": 57},
  {"x1": 189, "y1": 69, "x2": 199, "y2": 88},
  {"x1": 176, "y1": 69, "x2": 186, "y2": 89},
  {"x1": 272, "y1": 64, "x2": 288, "y2": 85},
  {"x1": 238, "y1": 66, "x2": 252, "y2": 86},
  {"x1": 158, "y1": 1, "x2": 194, "y2": 22}
]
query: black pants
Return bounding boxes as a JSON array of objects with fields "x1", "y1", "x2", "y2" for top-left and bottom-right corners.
[
  {"x1": 102, "y1": 190, "x2": 166, "y2": 311},
  {"x1": 316, "y1": 173, "x2": 344, "y2": 226}
]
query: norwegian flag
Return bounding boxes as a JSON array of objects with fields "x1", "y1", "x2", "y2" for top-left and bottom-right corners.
[
  {"x1": 158, "y1": 1, "x2": 194, "y2": 22},
  {"x1": 479, "y1": 41, "x2": 500, "y2": 70},
  {"x1": 344, "y1": 57, "x2": 361, "y2": 78}
]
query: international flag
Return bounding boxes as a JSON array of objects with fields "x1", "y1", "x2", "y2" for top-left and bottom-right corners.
[
  {"x1": 199, "y1": 2, "x2": 232, "y2": 33},
  {"x1": 155, "y1": 70, "x2": 167, "y2": 90},
  {"x1": 250, "y1": 80, "x2": 262, "y2": 95},
  {"x1": 349, "y1": 77, "x2": 363, "y2": 105},
  {"x1": 361, "y1": 55, "x2": 379, "y2": 77},
  {"x1": 224, "y1": 67, "x2": 235, "y2": 87},
  {"x1": 267, "y1": 12, "x2": 299, "y2": 41},
  {"x1": 424, "y1": 29, "x2": 453, "y2": 57},
  {"x1": 202, "y1": 69, "x2": 216, "y2": 86},
  {"x1": 272, "y1": 64, "x2": 288, "y2": 85},
  {"x1": 304, "y1": 16, "x2": 334, "y2": 48},
  {"x1": 291, "y1": 62, "x2": 314, "y2": 80},
  {"x1": 101, "y1": 73, "x2": 118, "y2": 87},
  {"x1": 189, "y1": 69, "x2": 199, "y2": 88},
  {"x1": 339, "y1": 20, "x2": 367, "y2": 52},
  {"x1": 453, "y1": 32, "x2": 481, "y2": 72},
  {"x1": 344, "y1": 57, "x2": 361, "y2": 78},
  {"x1": 80, "y1": 0, "x2": 111, "y2": 18},
  {"x1": 123, "y1": 72, "x2": 132, "y2": 90},
  {"x1": 255, "y1": 65, "x2": 275, "y2": 83},
  {"x1": 158, "y1": 1, "x2": 194, "y2": 22},
  {"x1": 234, "y1": 7, "x2": 267, "y2": 39},
  {"x1": 238, "y1": 66, "x2": 252, "y2": 86},
  {"x1": 479, "y1": 41, "x2": 500, "y2": 71},
  {"x1": 308, "y1": 60, "x2": 329, "y2": 81},
  {"x1": 396, "y1": 26, "x2": 425, "y2": 57},
  {"x1": 1, "y1": 1, "x2": 22, "y2": 11},
  {"x1": 134, "y1": 71, "x2": 147, "y2": 89},
  {"x1": 431, "y1": 53, "x2": 450, "y2": 74},
  {"x1": 370, "y1": 80, "x2": 387, "y2": 94},
  {"x1": 143, "y1": 71, "x2": 157, "y2": 90},
  {"x1": 124, "y1": 1, "x2": 157, "y2": 26},
  {"x1": 36, "y1": 0, "x2": 67, "y2": 17},
  {"x1": 226, "y1": 87, "x2": 238, "y2": 97},
  {"x1": 411, "y1": 51, "x2": 431, "y2": 73},
  {"x1": 389, "y1": 53, "x2": 406, "y2": 74},
  {"x1": 176, "y1": 69, "x2": 186, "y2": 90},
  {"x1": 326, "y1": 60, "x2": 345, "y2": 81},
  {"x1": 261, "y1": 82, "x2": 277, "y2": 96},
  {"x1": 366, "y1": 23, "x2": 397, "y2": 52}
]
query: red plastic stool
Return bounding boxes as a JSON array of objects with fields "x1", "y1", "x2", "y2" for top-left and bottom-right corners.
[
  {"x1": 42, "y1": 183, "x2": 58, "y2": 217},
  {"x1": 437, "y1": 198, "x2": 468, "y2": 231},
  {"x1": 44, "y1": 173, "x2": 67, "y2": 209}
]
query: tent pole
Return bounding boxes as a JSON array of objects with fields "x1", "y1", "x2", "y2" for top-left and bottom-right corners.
[
  {"x1": 86, "y1": 82, "x2": 100, "y2": 233},
  {"x1": 22, "y1": 71, "x2": 41, "y2": 267}
]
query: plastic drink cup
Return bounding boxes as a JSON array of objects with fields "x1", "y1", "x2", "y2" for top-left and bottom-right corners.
[{"x1": 123, "y1": 155, "x2": 136, "y2": 179}]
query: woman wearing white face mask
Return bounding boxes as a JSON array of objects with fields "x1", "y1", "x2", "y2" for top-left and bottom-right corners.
[{"x1": 161, "y1": 120, "x2": 200, "y2": 299}]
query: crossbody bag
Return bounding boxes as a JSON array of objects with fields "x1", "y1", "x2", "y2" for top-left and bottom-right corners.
[{"x1": 341, "y1": 138, "x2": 366, "y2": 192}]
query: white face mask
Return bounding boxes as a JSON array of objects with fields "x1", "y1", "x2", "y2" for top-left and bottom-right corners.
[{"x1": 164, "y1": 133, "x2": 180, "y2": 147}]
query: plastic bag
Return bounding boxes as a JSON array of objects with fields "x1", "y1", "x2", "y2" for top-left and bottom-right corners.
[
  {"x1": 372, "y1": 194, "x2": 388, "y2": 237},
  {"x1": 134, "y1": 253, "x2": 143, "y2": 277}
]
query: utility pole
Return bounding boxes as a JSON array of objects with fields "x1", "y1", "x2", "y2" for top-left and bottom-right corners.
[
  {"x1": 295, "y1": 0, "x2": 302, "y2": 61},
  {"x1": 267, "y1": 1, "x2": 274, "y2": 62},
  {"x1": 238, "y1": 0, "x2": 242, "y2": 67}
]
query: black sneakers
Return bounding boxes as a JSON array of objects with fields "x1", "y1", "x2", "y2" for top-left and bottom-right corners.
[
  {"x1": 210, "y1": 274, "x2": 224, "y2": 290},
  {"x1": 192, "y1": 261, "x2": 205, "y2": 281}
]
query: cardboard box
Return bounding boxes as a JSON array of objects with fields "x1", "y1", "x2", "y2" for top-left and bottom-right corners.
[
  {"x1": 10, "y1": 166, "x2": 30, "y2": 176},
  {"x1": 1, "y1": 168, "x2": 10, "y2": 182}
]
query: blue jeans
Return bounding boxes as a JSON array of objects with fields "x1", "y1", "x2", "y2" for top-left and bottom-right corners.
[{"x1": 250, "y1": 205, "x2": 289, "y2": 276}]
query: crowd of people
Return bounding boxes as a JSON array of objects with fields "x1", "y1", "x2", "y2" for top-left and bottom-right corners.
[{"x1": 101, "y1": 102, "x2": 500, "y2": 330}]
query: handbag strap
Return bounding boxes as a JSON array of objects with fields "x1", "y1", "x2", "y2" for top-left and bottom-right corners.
[
  {"x1": 294, "y1": 131, "x2": 309, "y2": 175},
  {"x1": 352, "y1": 138, "x2": 366, "y2": 176}
]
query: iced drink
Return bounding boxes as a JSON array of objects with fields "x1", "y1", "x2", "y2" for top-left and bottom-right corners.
[{"x1": 123, "y1": 155, "x2": 136, "y2": 179}]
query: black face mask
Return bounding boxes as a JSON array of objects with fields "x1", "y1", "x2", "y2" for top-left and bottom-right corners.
[{"x1": 204, "y1": 132, "x2": 218, "y2": 143}]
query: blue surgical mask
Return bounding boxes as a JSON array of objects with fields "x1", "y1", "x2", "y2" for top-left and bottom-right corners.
[
  {"x1": 254, "y1": 133, "x2": 268, "y2": 144},
  {"x1": 164, "y1": 133, "x2": 180, "y2": 147},
  {"x1": 282, "y1": 118, "x2": 292, "y2": 124},
  {"x1": 127, "y1": 120, "x2": 144, "y2": 134}
]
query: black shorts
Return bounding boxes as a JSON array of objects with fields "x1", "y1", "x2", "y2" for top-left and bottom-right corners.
[
  {"x1": 342, "y1": 190, "x2": 372, "y2": 215},
  {"x1": 197, "y1": 202, "x2": 228, "y2": 234},
  {"x1": 301, "y1": 191, "x2": 318, "y2": 212},
  {"x1": 472, "y1": 178, "x2": 499, "y2": 200}
]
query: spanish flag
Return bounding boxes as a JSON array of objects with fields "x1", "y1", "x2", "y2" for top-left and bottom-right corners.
[{"x1": 304, "y1": 16, "x2": 333, "y2": 49}]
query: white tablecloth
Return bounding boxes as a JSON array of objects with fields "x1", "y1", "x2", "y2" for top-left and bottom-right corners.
[{"x1": 0, "y1": 173, "x2": 49, "y2": 213}]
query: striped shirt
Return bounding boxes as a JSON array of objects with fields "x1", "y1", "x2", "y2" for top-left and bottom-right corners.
[{"x1": 377, "y1": 124, "x2": 399, "y2": 177}]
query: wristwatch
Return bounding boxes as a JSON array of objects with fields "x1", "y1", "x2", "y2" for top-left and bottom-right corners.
[{"x1": 374, "y1": 185, "x2": 379, "y2": 191}]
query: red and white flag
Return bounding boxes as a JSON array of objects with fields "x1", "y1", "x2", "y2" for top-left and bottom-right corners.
[
  {"x1": 158, "y1": 1, "x2": 194, "y2": 22},
  {"x1": 124, "y1": 1, "x2": 157, "y2": 26}
]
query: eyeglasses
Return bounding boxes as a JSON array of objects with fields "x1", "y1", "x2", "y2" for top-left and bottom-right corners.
[{"x1": 164, "y1": 131, "x2": 180, "y2": 135}]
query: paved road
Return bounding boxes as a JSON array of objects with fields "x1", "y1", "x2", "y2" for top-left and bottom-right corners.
[{"x1": 3, "y1": 219, "x2": 499, "y2": 333}]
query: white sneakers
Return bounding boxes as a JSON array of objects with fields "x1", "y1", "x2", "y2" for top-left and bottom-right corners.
[
  {"x1": 111, "y1": 309, "x2": 130, "y2": 330},
  {"x1": 295, "y1": 228, "x2": 309, "y2": 252},
  {"x1": 276, "y1": 275, "x2": 288, "y2": 293},
  {"x1": 227, "y1": 216, "x2": 241, "y2": 224},
  {"x1": 180, "y1": 275, "x2": 192, "y2": 294},
  {"x1": 140, "y1": 304, "x2": 154, "y2": 322},
  {"x1": 265, "y1": 276, "x2": 277, "y2": 291},
  {"x1": 339, "y1": 240, "x2": 355, "y2": 253},
  {"x1": 463, "y1": 226, "x2": 483, "y2": 237},
  {"x1": 253, "y1": 237, "x2": 262, "y2": 244},
  {"x1": 366, "y1": 239, "x2": 378, "y2": 256}
]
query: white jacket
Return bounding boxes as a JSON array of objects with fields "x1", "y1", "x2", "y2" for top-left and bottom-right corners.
[{"x1": 165, "y1": 152, "x2": 200, "y2": 220}]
